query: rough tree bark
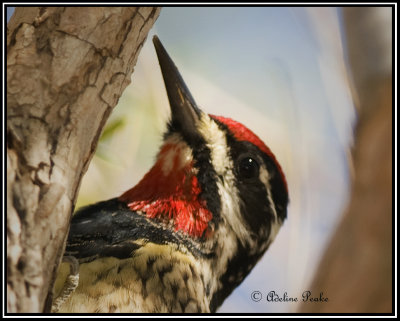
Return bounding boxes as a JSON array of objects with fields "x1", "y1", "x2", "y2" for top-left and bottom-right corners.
[
  {"x1": 299, "y1": 7, "x2": 392, "y2": 313},
  {"x1": 7, "y1": 6, "x2": 161, "y2": 313}
]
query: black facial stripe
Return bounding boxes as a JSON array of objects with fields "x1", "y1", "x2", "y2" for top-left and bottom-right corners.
[
  {"x1": 212, "y1": 118, "x2": 288, "y2": 227},
  {"x1": 230, "y1": 140, "x2": 275, "y2": 235},
  {"x1": 209, "y1": 241, "x2": 262, "y2": 312},
  {"x1": 164, "y1": 122, "x2": 222, "y2": 233}
]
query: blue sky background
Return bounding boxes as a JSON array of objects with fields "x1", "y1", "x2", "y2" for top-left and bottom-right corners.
[{"x1": 7, "y1": 6, "x2": 357, "y2": 313}]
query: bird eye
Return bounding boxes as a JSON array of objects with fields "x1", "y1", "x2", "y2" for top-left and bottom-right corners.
[{"x1": 237, "y1": 156, "x2": 259, "y2": 181}]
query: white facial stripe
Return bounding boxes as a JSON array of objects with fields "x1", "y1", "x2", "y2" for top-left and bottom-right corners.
[
  {"x1": 259, "y1": 166, "x2": 278, "y2": 223},
  {"x1": 197, "y1": 114, "x2": 230, "y2": 174},
  {"x1": 259, "y1": 165, "x2": 283, "y2": 248},
  {"x1": 197, "y1": 114, "x2": 252, "y2": 247},
  {"x1": 268, "y1": 218, "x2": 282, "y2": 244}
]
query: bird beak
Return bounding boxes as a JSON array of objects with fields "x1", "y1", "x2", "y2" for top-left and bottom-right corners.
[{"x1": 153, "y1": 35, "x2": 202, "y2": 142}]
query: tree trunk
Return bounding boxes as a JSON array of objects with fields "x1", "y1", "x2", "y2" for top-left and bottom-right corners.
[
  {"x1": 7, "y1": 6, "x2": 161, "y2": 313},
  {"x1": 298, "y1": 7, "x2": 392, "y2": 313}
]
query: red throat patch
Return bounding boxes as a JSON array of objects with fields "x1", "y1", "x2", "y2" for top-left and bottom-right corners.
[
  {"x1": 119, "y1": 143, "x2": 212, "y2": 238},
  {"x1": 210, "y1": 115, "x2": 288, "y2": 192}
]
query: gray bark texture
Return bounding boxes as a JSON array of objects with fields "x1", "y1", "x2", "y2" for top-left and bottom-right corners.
[
  {"x1": 7, "y1": 6, "x2": 161, "y2": 313},
  {"x1": 299, "y1": 7, "x2": 392, "y2": 313}
]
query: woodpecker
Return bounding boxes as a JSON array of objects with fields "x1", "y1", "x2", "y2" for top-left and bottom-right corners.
[{"x1": 54, "y1": 36, "x2": 288, "y2": 313}]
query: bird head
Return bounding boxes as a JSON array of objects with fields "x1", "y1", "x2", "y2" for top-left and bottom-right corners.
[{"x1": 118, "y1": 36, "x2": 288, "y2": 307}]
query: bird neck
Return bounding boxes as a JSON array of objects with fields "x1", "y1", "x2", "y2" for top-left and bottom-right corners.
[
  {"x1": 119, "y1": 136, "x2": 213, "y2": 238},
  {"x1": 118, "y1": 135, "x2": 258, "y2": 311}
]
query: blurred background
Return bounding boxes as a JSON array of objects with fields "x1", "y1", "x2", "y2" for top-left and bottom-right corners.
[{"x1": 7, "y1": 6, "x2": 360, "y2": 313}]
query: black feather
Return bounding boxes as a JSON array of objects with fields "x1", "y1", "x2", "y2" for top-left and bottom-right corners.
[{"x1": 66, "y1": 198, "x2": 211, "y2": 262}]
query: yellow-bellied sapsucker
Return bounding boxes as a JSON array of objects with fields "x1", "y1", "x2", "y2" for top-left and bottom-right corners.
[{"x1": 54, "y1": 36, "x2": 288, "y2": 313}]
